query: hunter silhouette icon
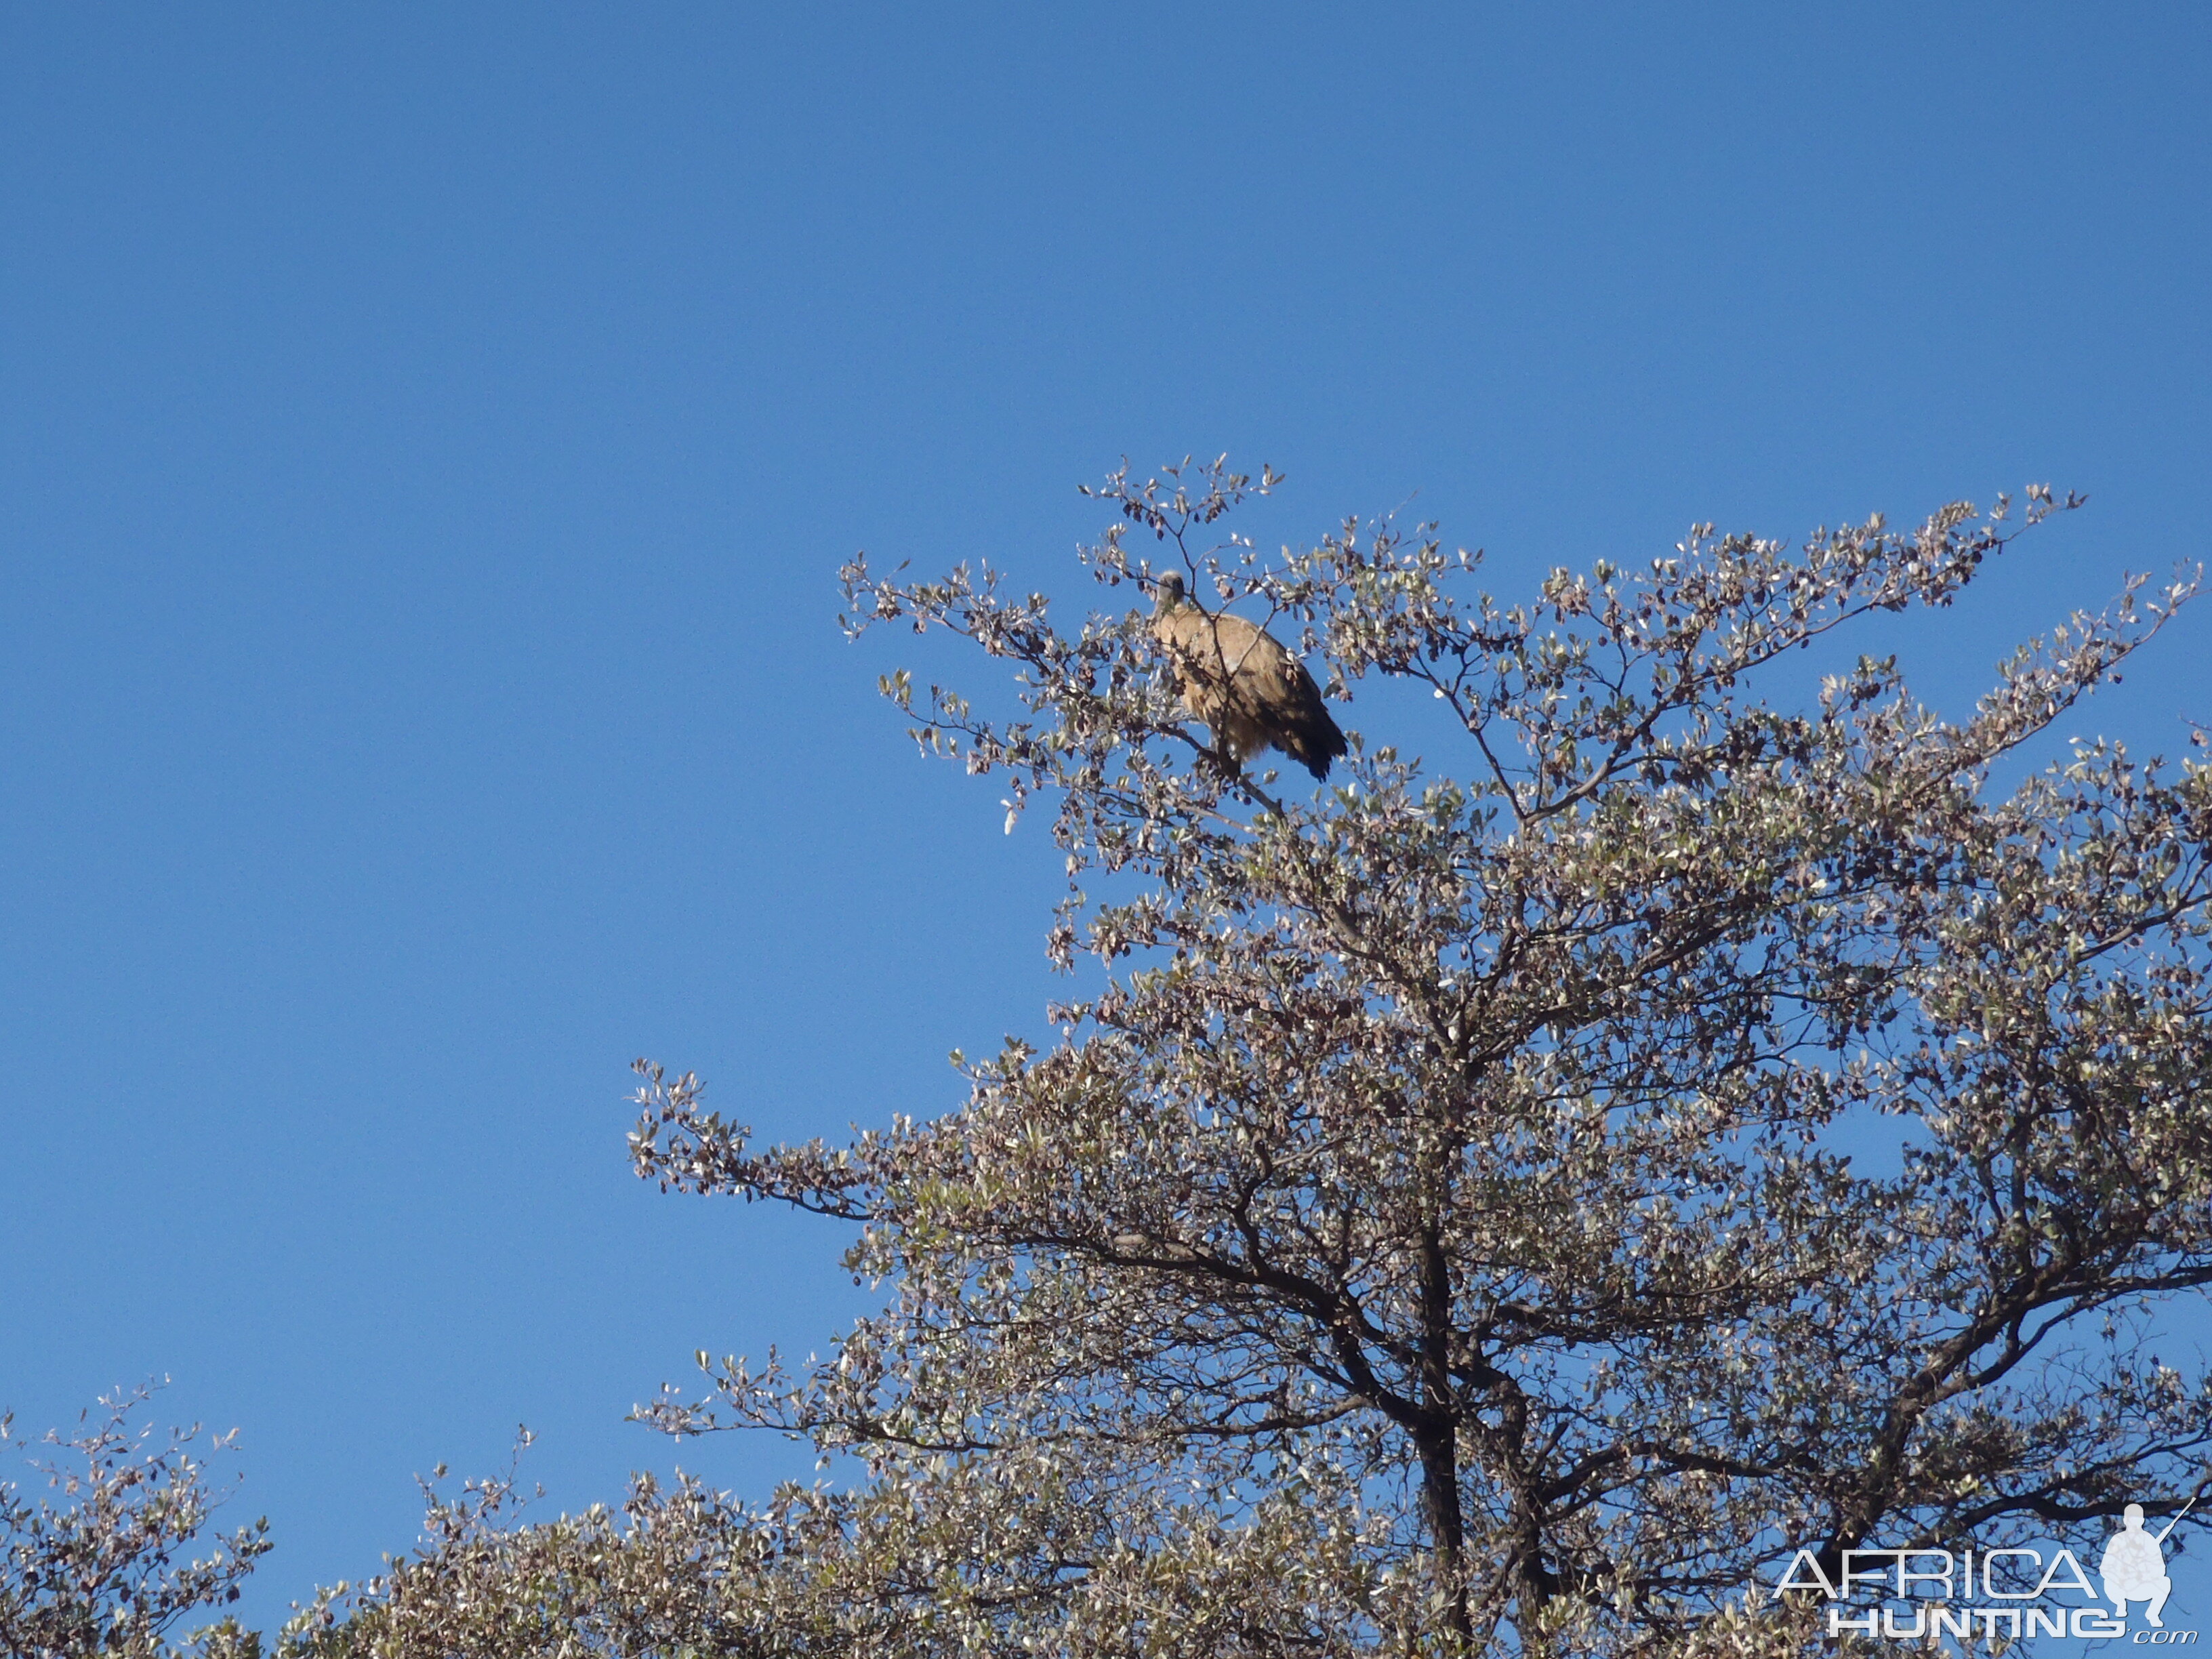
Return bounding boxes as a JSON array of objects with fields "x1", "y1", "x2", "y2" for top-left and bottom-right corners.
[{"x1": 2104, "y1": 1503, "x2": 2181, "y2": 1626}]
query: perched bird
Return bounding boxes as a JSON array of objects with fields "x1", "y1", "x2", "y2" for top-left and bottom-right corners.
[{"x1": 1150, "y1": 570, "x2": 1348, "y2": 781}]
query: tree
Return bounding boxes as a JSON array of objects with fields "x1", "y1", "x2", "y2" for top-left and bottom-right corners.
[
  {"x1": 0, "y1": 1383, "x2": 270, "y2": 1659},
  {"x1": 291, "y1": 458, "x2": 2209, "y2": 1657},
  {"x1": 619, "y1": 459, "x2": 2211, "y2": 1656}
]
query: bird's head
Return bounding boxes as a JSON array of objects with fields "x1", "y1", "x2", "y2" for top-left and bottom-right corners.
[{"x1": 1152, "y1": 569, "x2": 1187, "y2": 614}]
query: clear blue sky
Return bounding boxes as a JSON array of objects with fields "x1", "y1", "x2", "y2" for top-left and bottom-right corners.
[{"x1": 2, "y1": 4, "x2": 2206, "y2": 1641}]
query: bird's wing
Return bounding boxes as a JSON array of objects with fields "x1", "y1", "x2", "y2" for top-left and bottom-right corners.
[
  {"x1": 1156, "y1": 607, "x2": 1273, "y2": 677},
  {"x1": 1237, "y1": 634, "x2": 1318, "y2": 713}
]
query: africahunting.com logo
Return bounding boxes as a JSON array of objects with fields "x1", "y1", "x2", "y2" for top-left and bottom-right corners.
[{"x1": 1775, "y1": 1501, "x2": 2197, "y2": 1645}]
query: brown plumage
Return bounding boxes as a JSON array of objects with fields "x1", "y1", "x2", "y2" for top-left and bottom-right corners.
[{"x1": 1150, "y1": 571, "x2": 1348, "y2": 781}]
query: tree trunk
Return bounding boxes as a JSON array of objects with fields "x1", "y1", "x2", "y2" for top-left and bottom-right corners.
[{"x1": 1417, "y1": 1223, "x2": 1474, "y2": 1646}]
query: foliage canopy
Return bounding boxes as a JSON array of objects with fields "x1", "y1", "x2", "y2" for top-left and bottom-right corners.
[{"x1": 619, "y1": 460, "x2": 2211, "y2": 1654}]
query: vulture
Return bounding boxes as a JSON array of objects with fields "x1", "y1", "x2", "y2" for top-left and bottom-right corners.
[{"x1": 1150, "y1": 570, "x2": 1348, "y2": 780}]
